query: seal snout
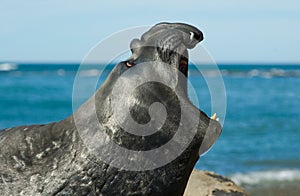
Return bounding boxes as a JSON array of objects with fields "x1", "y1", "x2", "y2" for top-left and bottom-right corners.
[
  {"x1": 142, "y1": 22, "x2": 203, "y2": 49},
  {"x1": 174, "y1": 23, "x2": 204, "y2": 49},
  {"x1": 126, "y1": 22, "x2": 204, "y2": 76},
  {"x1": 129, "y1": 22, "x2": 203, "y2": 56}
]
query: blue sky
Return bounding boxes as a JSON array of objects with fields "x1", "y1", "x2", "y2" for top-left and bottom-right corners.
[{"x1": 1, "y1": 0, "x2": 299, "y2": 63}]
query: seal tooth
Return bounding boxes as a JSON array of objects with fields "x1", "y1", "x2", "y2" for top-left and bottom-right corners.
[
  {"x1": 210, "y1": 113, "x2": 217, "y2": 120},
  {"x1": 189, "y1": 32, "x2": 194, "y2": 40}
]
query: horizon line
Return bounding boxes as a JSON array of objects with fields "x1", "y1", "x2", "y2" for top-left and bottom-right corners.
[{"x1": 1, "y1": 61, "x2": 300, "y2": 66}]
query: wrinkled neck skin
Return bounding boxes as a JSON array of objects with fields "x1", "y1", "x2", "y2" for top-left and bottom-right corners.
[
  {"x1": 87, "y1": 49, "x2": 207, "y2": 153},
  {"x1": 127, "y1": 36, "x2": 190, "y2": 97},
  {"x1": 68, "y1": 23, "x2": 222, "y2": 196},
  {"x1": 76, "y1": 23, "x2": 215, "y2": 154},
  {"x1": 92, "y1": 44, "x2": 191, "y2": 125},
  {"x1": 74, "y1": 22, "x2": 221, "y2": 172}
]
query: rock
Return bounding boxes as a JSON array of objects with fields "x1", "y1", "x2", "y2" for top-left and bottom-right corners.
[{"x1": 184, "y1": 170, "x2": 248, "y2": 196}]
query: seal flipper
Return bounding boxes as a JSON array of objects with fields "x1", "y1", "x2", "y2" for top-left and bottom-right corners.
[{"x1": 198, "y1": 113, "x2": 222, "y2": 156}]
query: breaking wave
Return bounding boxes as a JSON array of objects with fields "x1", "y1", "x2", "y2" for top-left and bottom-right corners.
[
  {"x1": 222, "y1": 68, "x2": 300, "y2": 78},
  {"x1": 230, "y1": 169, "x2": 300, "y2": 186},
  {"x1": 0, "y1": 63, "x2": 18, "y2": 71},
  {"x1": 190, "y1": 68, "x2": 300, "y2": 78}
]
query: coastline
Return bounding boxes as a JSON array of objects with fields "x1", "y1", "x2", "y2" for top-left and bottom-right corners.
[
  {"x1": 184, "y1": 170, "x2": 248, "y2": 196},
  {"x1": 230, "y1": 169, "x2": 300, "y2": 196},
  {"x1": 244, "y1": 181, "x2": 300, "y2": 196},
  {"x1": 185, "y1": 169, "x2": 300, "y2": 196}
]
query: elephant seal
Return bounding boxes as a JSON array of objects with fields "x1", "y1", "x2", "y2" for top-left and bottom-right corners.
[{"x1": 0, "y1": 22, "x2": 222, "y2": 195}]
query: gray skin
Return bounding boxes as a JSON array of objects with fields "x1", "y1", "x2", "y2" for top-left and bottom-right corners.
[{"x1": 0, "y1": 22, "x2": 222, "y2": 195}]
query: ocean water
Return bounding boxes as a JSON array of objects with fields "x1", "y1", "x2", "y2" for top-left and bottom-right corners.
[{"x1": 1, "y1": 62, "x2": 300, "y2": 190}]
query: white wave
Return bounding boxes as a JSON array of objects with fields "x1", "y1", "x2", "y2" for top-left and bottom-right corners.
[
  {"x1": 0, "y1": 63, "x2": 18, "y2": 71},
  {"x1": 230, "y1": 169, "x2": 300, "y2": 186},
  {"x1": 247, "y1": 69, "x2": 260, "y2": 77},
  {"x1": 257, "y1": 68, "x2": 286, "y2": 78},
  {"x1": 219, "y1": 68, "x2": 300, "y2": 78}
]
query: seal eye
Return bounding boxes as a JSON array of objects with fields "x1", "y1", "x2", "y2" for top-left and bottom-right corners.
[
  {"x1": 126, "y1": 62, "x2": 133, "y2": 67},
  {"x1": 126, "y1": 60, "x2": 135, "y2": 67}
]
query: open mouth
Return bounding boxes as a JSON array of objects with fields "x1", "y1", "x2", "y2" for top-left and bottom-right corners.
[{"x1": 178, "y1": 50, "x2": 189, "y2": 76}]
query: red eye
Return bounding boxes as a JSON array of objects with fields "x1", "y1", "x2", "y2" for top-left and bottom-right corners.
[{"x1": 126, "y1": 61, "x2": 134, "y2": 67}]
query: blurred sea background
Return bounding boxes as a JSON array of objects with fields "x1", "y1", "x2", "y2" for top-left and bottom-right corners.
[{"x1": 1, "y1": 62, "x2": 299, "y2": 194}]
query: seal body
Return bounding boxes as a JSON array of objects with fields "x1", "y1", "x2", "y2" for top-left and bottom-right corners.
[{"x1": 0, "y1": 23, "x2": 221, "y2": 195}]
